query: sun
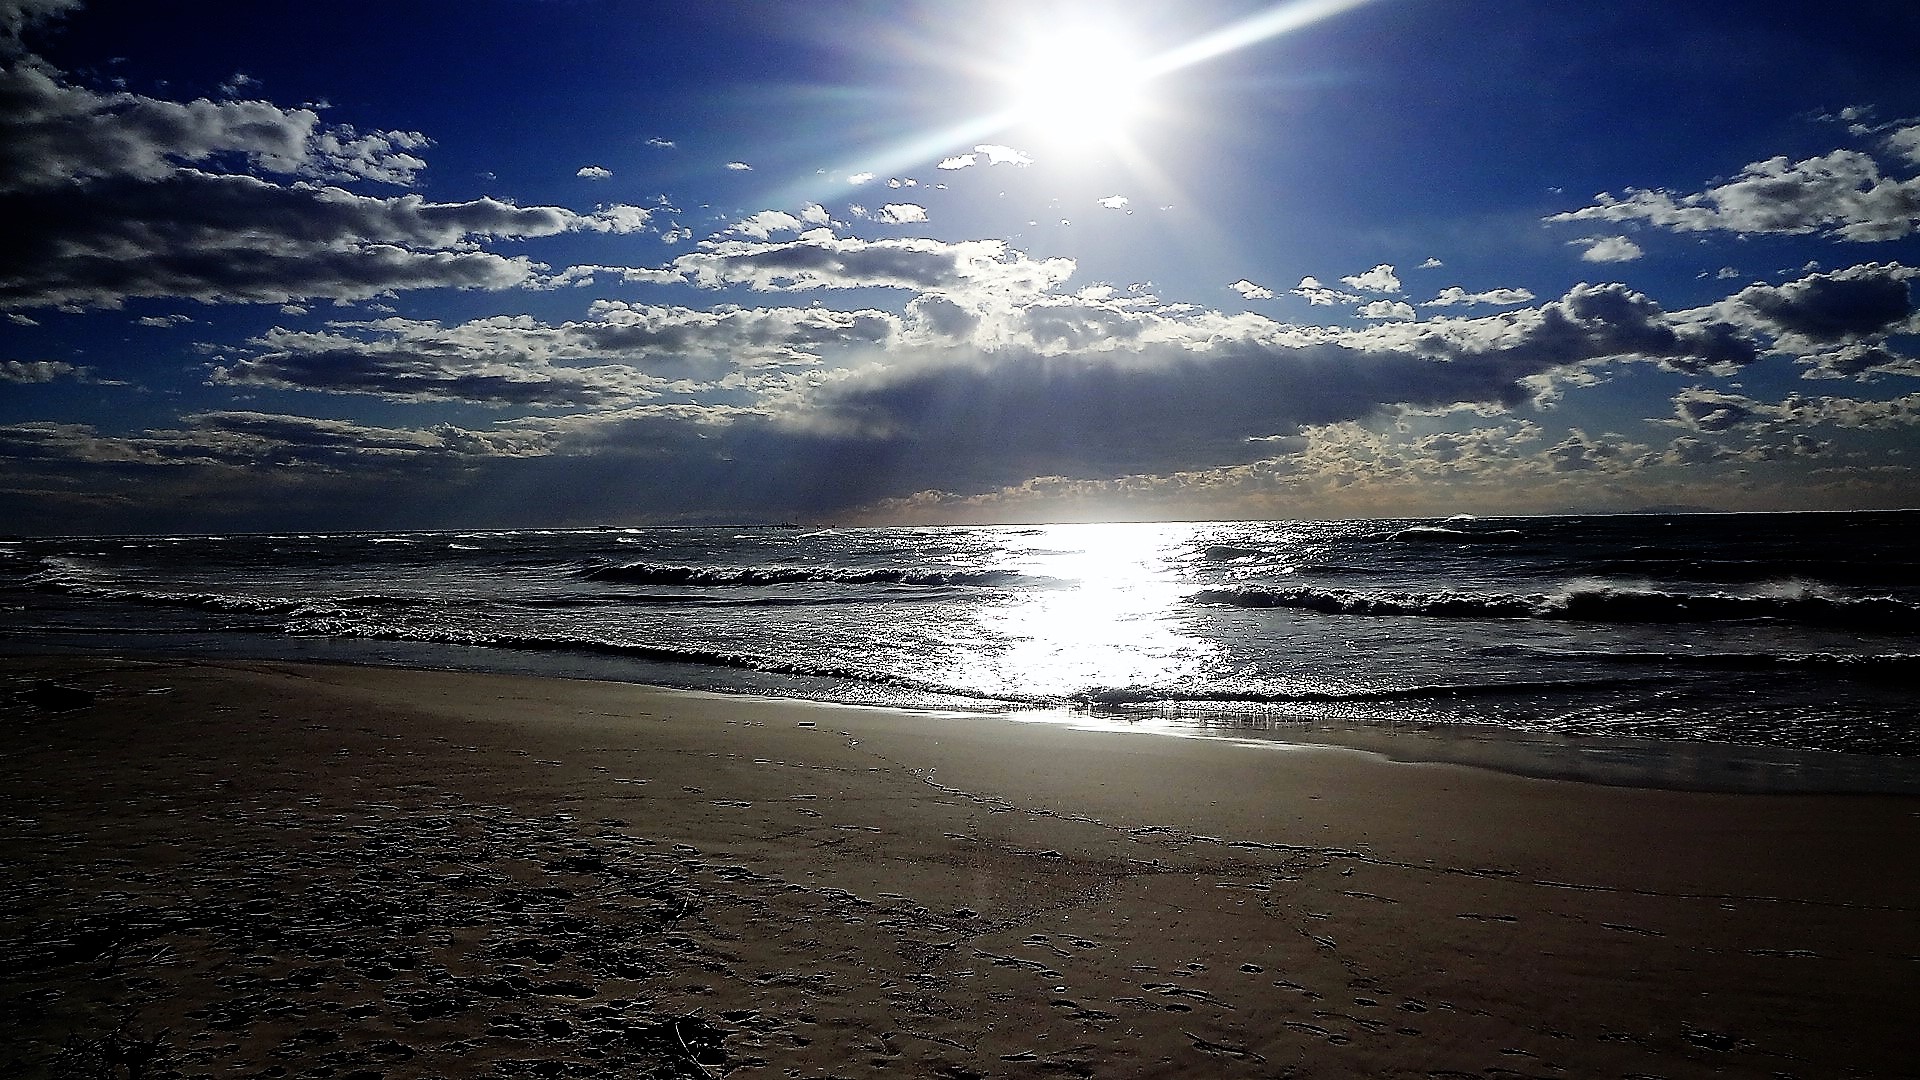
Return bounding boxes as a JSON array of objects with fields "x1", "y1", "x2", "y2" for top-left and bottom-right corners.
[{"x1": 1000, "y1": 17, "x2": 1154, "y2": 148}]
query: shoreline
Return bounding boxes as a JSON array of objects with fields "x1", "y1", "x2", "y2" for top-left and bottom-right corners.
[
  {"x1": 8, "y1": 641, "x2": 1918, "y2": 796},
  {"x1": 3, "y1": 654, "x2": 1917, "y2": 1077}
]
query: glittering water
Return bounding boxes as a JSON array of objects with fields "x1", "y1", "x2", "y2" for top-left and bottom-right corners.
[{"x1": 4, "y1": 513, "x2": 1916, "y2": 756}]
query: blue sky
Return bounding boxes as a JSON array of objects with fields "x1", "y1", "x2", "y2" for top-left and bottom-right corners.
[{"x1": 3, "y1": 0, "x2": 1919, "y2": 532}]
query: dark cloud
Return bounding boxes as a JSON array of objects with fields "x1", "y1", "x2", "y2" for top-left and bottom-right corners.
[
  {"x1": 1353, "y1": 282, "x2": 1758, "y2": 375},
  {"x1": 0, "y1": 33, "x2": 649, "y2": 312},
  {"x1": 0, "y1": 0, "x2": 79, "y2": 53},
  {"x1": 1671, "y1": 388, "x2": 1758, "y2": 432},
  {"x1": 212, "y1": 304, "x2": 899, "y2": 406},
  {"x1": 784, "y1": 283, "x2": 1755, "y2": 491},
  {"x1": 0, "y1": 171, "x2": 655, "y2": 310},
  {"x1": 213, "y1": 343, "x2": 654, "y2": 409},
  {"x1": 1726, "y1": 263, "x2": 1914, "y2": 343}
]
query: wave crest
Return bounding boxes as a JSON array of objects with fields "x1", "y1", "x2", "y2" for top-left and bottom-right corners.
[
  {"x1": 579, "y1": 561, "x2": 1021, "y2": 588},
  {"x1": 1189, "y1": 582, "x2": 1917, "y2": 632}
]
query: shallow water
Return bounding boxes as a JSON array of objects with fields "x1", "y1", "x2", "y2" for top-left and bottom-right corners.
[{"x1": 4, "y1": 512, "x2": 1916, "y2": 761}]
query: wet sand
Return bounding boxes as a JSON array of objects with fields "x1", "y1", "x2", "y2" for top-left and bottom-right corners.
[{"x1": 2, "y1": 655, "x2": 1915, "y2": 1078}]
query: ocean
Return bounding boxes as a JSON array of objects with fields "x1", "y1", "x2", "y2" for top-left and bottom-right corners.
[{"x1": 5, "y1": 512, "x2": 1917, "y2": 786}]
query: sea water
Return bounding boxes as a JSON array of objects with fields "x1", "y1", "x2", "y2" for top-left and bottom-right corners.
[{"x1": 4, "y1": 513, "x2": 1916, "y2": 771}]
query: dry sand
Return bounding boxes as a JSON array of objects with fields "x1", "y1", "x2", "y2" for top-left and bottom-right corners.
[{"x1": 2, "y1": 655, "x2": 1915, "y2": 1078}]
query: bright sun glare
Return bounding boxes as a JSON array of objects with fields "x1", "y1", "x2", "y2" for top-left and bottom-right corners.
[{"x1": 1003, "y1": 19, "x2": 1152, "y2": 147}]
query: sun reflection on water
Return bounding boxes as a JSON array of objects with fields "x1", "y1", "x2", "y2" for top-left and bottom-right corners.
[{"x1": 946, "y1": 522, "x2": 1211, "y2": 701}]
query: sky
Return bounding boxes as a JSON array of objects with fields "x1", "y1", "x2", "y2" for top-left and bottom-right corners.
[{"x1": 3, "y1": 0, "x2": 1919, "y2": 533}]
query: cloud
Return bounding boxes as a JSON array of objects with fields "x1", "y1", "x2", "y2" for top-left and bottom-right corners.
[
  {"x1": 213, "y1": 302, "x2": 901, "y2": 406},
  {"x1": 1777, "y1": 391, "x2": 1920, "y2": 430},
  {"x1": 12, "y1": 273, "x2": 1896, "y2": 526},
  {"x1": 1292, "y1": 276, "x2": 1360, "y2": 306},
  {"x1": 1424, "y1": 286, "x2": 1536, "y2": 307},
  {"x1": 1229, "y1": 279, "x2": 1274, "y2": 300},
  {"x1": 1665, "y1": 385, "x2": 1920, "y2": 435},
  {"x1": 135, "y1": 313, "x2": 192, "y2": 327},
  {"x1": 762, "y1": 282, "x2": 1769, "y2": 495},
  {"x1": 576, "y1": 165, "x2": 612, "y2": 179},
  {"x1": 1704, "y1": 263, "x2": 1917, "y2": 359},
  {"x1": 1, "y1": 0, "x2": 80, "y2": 50},
  {"x1": 727, "y1": 209, "x2": 805, "y2": 239},
  {"x1": 937, "y1": 154, "x2": 975, "y2": 170},
  {"x1": 874, "y1": 203, "x2": 929, "y2": 225},
  {"x1": 847, "y1": 172, "x2": 876, "y2": 185},
  {"x1": 1344, "y1": 281, "x2": 1759, "y2": 377},
  {"x1": 1547, "y1": 148, "x2": 1920, "y2": 241},
  {"x1": 0, "y1": 170, "x2": 656, "y2": 310},
  {"x1": 0, "y1": 358, "x2": 85, "y2": 383},
  {"x1": 645, "y1": 137, "x2": 675, "y2": 149},
  {"x1": 1670, "y1": 387, "x2": 1758, "y2": 432},
  {"x1": 1356, "y1": 299, "x2": 1416, "y2": 320},
  {"x1": 725, "y1": 161, "x2": 753, "y2": 171},
  {"x1": 1796, "y1": 342, "x2": 1919, "y2": 381},
  {"x1": 1097, "y1": 195, "x2": 1129, "y2": 210},
  {"x1": 1339, "y1": 264, "x2": 1401, "y2": 293},
  {"x1": 0, "y1": 33, "x2": 658, "y2": 314},
  {"x1": 0, "y1": 410, "x2": 572, "y2": 479},
  {"x1": 1574, "y1": 235, "x2": 1644, "y2": 263},
  {"x1": 0, "y1": 60, "x2": 428, "y2": 193},
  {"x1": 973, "y1": 144, "x2": 1033, "y2": 166},
  {"x1": 1887, "y1": 123, "x2": 1920, "y2": 167},
  {"x1": 668, "y1": 233, "x2": 1075, "y2": 302},
  {"x1": 1418, "y1": 257, "x2": 1444, "y2": 269}
]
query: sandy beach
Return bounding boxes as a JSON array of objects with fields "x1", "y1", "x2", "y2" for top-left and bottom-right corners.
[{"x1": 2, "y1": 655, "x2": 1915, "y2": 1079}]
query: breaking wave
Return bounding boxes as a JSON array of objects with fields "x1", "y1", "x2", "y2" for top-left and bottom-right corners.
[
  {"x1": 1189, "y1": 582, "x2": 1917, "y2": 632},
  {"x1": 579, "y1": 561, "x2": 1025, "y2": 588}
]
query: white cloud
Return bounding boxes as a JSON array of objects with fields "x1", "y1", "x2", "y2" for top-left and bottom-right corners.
[
  {"x1": 1, "y1": 359, "x2": 83, "y2": 383},
  {"x1": 1424, "y1": 286, "x2": 1536, "y2": 307},
  {"x1": 973, "y1": 144, "x2": 1033, "y2": 166},
  {"x1": 937, "y1": 154, "x2": 976, "y2": 170},
  {"x1": 667, "y1": 233, "x2": 1076, "y2": 304},
  {"x1": 1886, "y1": 123, "x2": 1920, "y2": 167},
  {"x1": 135, "y1": 313, "x2": 192, "y2": 327},
  {"x1": 1097, "y1": 195, "x2": 1129, "y2": 210},
  {"x1": 1228, "y1": 279, "x2": 1274, "y2": 300},
  {"x1": 727, "y1": 209, "x2": 805, "y2": 239},
  {"x1": 645, "y1": 137, "x2": 675, "y2": 149},
  {"x1": 0, "y1": 61, "x2": 430, "y2": 192},
  {"x1": 875, "y1": 203, "x2": 929, "y2": 225},
  {"x1": 576, "y1": 165, "x2": 612, "y2": 180},
  {"x1": 847, "y1": 172, "x2": 876, "y2": 185},
  {"x1": 1292, "y1": 276, "x2": 1361, "y2": 306},
  {"x1": 1548, "y1": 148, "x2": 1920, "y2": 242},
  {"x1": 1575, "y1": 235, "x2": 1644, "y2": 263},
  {"x1": 725, "y1": 161, "x2": 753, "y2": 171},
  {"x1": 1340, "y1": 264, "x2": 1402, "y2": 293},
  {"x1": 1357, "y1": 300, "x2": 1416, "y2": 320},
  {"x1": 1419, "y1": 257, "x2": 1444, "y2": 269}
]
